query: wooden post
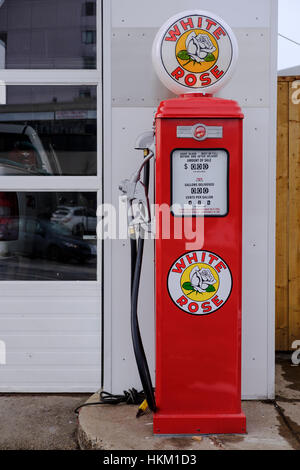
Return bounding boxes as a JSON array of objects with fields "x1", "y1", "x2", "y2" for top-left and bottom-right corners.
[
  {"x1": 276, "y1": 80, "x2": 289, "y2": 350},
  {"x1": 276, "y1": 76, "x2": 300, "y2": 350},
  {"x1": 289, "y1": 80, "x2": 300, "y2": 346}
]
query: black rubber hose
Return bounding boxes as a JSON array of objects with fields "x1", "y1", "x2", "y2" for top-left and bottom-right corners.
[
  {"x1": 131, "y1": 237, "x2": 156, "y2": 412},
  {"x1": 130, "y1": 158, "x2": 156, "y2": 412},
  {"x1": 143, "y1": 155, "x2": 150, "y2": 192},
  {"x1": 130, "y1": 237, "x2": 137, "y2": 294}
]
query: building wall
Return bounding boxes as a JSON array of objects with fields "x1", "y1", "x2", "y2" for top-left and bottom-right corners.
[
  {"x1": 0, "y1": 0, "x2": 278, "y2": 395},
  {"x1": 0, "y1": 0, "x2": 96, "y2": 69},
  {"x1": 103, "y1": 0, "x2": 278, "y2": 399}
]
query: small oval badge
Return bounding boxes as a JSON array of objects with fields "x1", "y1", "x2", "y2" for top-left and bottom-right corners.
[{"x1": 193, "y1": 124, "x2": 207, "y2": 140}]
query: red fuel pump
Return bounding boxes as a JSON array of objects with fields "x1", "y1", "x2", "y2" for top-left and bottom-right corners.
[
  {"x1": 154, "y1": 94, "x2": 245, "y2": 434},
  {"x1": 120, "y1": 9, "x2": 246, "y2": 435}
]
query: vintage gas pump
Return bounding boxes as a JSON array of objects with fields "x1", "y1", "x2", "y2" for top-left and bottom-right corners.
[{"x1": 120, "y1": 10, "x2": 246, "y2": 435}]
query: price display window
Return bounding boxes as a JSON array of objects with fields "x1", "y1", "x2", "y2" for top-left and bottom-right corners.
[{"x1": 171, "y1": 149, "x2": 229, "y2": 217}]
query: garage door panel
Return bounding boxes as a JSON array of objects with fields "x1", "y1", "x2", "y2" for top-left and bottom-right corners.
[
  {"x1": 1, "y1": 334, "x2": 100, "y2": 349},
  {"x1": 0, "y1": 301, "x2": 99, "y2": 315},
  {"x1": 5, "y1": 352, "x2": 100, "y2": 366},
  {"x1": 0, "y1": 367, "x2": 101, "y2": 392},
  {"x1": 0, "y1": 315, "x2": 99, "y2": 331}
]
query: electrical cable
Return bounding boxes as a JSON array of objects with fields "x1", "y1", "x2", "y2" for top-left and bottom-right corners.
[
  {"x1": 74, "y1": 388, "x2": 146, "y2": 414},
  {"x1": 278, "y1": 33, "x2": 300, "y2": 47}
]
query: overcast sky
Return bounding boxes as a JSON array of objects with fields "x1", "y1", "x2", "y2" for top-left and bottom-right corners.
[{"x1": 278, "y1": 0, "x2": 300, "y2": 71}]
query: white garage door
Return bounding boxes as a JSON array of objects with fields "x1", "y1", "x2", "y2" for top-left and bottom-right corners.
[{"x1": 0, "y1": 0, "x2": 102, "y2": 392}]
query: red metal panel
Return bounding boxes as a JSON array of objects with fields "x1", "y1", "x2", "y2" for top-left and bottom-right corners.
[
  {"x1": 154, "y1": 95, "x2": 246, "y2": 434},
  {"x1": 156, "y1": 94, "x2": 244, "y2": 119}
]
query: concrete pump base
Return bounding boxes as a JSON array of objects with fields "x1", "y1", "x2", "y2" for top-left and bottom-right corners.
[{"x1": 77, "y1": 357, "x2": 300, "y2": 451}]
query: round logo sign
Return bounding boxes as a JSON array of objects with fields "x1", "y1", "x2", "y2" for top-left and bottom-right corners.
[
  {"x1": 167, "y1": 250, "x2": 232, "y2": 316},
  {"x1": 152, "y1": 10, "x2": 238, "y2": 96}
]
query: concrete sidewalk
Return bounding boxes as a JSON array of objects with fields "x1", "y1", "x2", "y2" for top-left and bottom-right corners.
[
  {"x1": 77, "y1": 354, "x2": 300, "y2": 451},
  {"x1": 0, "y1": 394, "x2": 90, "y2": 450},
  {"x1": 0, "y1": 354, "x2": 298, "y2": 450}
]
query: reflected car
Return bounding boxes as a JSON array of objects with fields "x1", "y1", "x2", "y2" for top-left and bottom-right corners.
[
  {"x1": 17, "y1": 217, "x2": 96, "y2": 263},
  {"x1": 0, "y1": 124, "x2": 62, "y2": 175},
  {"x1": 51, "y1": 206, "x2": 97, "y2": 236},
  {"x1": 0, "y1": 191, "x2": 60, "y2": 257},
  {"x1": 0, "y1": 193, "x2": 19, "y2": 242},
  {"x1": 0, "y1": 124, "x2": 62, "y2": 256}
]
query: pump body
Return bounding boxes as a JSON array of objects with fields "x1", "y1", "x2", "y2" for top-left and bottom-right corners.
[{"x1": 154, "y1": 95, "x2": 246, "y2": 434}]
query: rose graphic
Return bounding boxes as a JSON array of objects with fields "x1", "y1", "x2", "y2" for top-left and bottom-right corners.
[
  {"x1": 177, "y1": 32, "x2": 216, "y2": 65},
  {"x1": 182, "y1": 266, "x2": 217, "y2": 294}
]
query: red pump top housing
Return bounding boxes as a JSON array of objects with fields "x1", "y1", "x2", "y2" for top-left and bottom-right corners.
[{"x1": 156, "y1": 95, "x2": 244, "y2": 119}]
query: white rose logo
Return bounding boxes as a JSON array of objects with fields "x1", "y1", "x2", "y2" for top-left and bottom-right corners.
[
  {"x1": 190, "y1": 266, "x2": 217, "y2": 293},
  {"x1": 181, "y1": 264, "x2": 219, "y2": 300},
  {"x1": 177, "y1": 31, "x2": 217, "y2": 66},
  {"x1": 186, "y1": 32, "x2": 217, "y2": 63}
]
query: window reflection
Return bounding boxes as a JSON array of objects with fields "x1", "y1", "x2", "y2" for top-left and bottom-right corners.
[
  {"x1": 0, "y1": 86, "x2": 97, "y2": 175},
  {"x1": 84, "y1": 2, "x2": 96, "y2": 17},
  {"x1": 0, "y1": 0, "x2": 97, "y2": 69},
  {"x1": 0, "y1": 191, "x2": 97, "y2": 280}
]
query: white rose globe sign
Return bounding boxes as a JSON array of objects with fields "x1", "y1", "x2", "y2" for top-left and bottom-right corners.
[{"x1": 152, "y1": 10, "x2": 238, "y2": 95}]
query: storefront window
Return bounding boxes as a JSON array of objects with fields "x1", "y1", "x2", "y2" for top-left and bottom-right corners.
[
  {"x1": 0, "y1": 0, "x2": 97, "y2": 69},
  {"x1": 0, "y1": 85, "x2": 97, "y2": 175},
  {"x1": 0, "y1": 191, "x2": 97, "y2": 280}
]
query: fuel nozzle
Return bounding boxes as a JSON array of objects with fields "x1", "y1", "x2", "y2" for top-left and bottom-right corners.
[{"x1": 119, "y1": 131, "x2": 155, "y2": 225}]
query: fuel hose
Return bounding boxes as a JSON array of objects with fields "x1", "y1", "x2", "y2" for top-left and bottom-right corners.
[
  {"x1": 130, "y1": 155, "x2": 156, "y2": 412},
  {"x1": 74, "y1": 154, "x2": 156, "y2": 417}
]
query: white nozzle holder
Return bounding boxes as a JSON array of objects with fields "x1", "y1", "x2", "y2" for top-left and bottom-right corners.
[{"x1": 135, "y1": 131, "x2": 155, "y2": 153}]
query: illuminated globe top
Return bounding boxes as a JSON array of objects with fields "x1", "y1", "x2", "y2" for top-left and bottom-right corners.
[{"x1": 152, "y1": 10, "x2": 238, "y2": 95}]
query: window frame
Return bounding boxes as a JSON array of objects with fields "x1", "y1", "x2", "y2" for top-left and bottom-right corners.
[{"x1": 0, "y1": 0, "x2": 102, "y2": 284}]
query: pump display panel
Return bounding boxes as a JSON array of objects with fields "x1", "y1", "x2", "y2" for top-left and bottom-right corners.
[{"x1": 171, "y1": 149, "x2": 229, "y2": 216}]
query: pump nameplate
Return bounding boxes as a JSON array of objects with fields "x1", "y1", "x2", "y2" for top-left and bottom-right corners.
[{"x1": 177, "y1": 124, "x2": 223, "y2": 141}]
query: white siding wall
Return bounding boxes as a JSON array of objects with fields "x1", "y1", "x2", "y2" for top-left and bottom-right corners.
[{"x1": 103, "y1": 0, "x2": 278, "y2": 399}]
